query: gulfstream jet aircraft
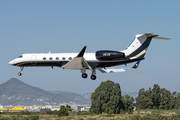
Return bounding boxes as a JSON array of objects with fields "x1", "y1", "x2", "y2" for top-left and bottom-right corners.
[{"x1": 9, "y1": 33, "x2": 170, "y2": 80}]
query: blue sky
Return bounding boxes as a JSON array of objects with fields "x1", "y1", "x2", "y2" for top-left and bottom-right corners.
[{"x1": 0, "y1": 1, "x2": 179, "y2": 94}]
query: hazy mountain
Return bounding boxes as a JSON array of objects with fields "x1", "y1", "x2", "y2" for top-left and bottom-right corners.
[
  {"x1": 0, "y1": 78, "x2": 91, "y2": 106},
  {"x1": 49, "y1": 90, "x2": 72, "y2": 94},
  {"x1": 81, "y1": 93, "x2": 92, "y2": 99},
  {"x1": 121, "y1": 91, "x2": 138, "y2": 99}
]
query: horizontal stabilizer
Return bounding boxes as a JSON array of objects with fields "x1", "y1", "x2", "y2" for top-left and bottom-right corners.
[
  {"x1": 143, "y1": 33, "x2": 171, "y2": 40},
  {"x1": 152, "y1": 37, "x2": 171, "y2": 40}
]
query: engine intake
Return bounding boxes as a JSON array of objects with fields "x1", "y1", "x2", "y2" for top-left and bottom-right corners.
[{"x1": 96, "y1": 50, "x2": 125, "y2": 61}]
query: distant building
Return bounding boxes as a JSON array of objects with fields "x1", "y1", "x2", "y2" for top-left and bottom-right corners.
[
  {"x1": 25, "y1": 106, "x2": 50, "y2": 113},
  {"x1": 46, "y1": 105, "x2": 60, "y2": 111},
  {"x1": 77, "y1": 106, "x2": 90, "y2": 111},
  {"x1": 81, "y1": 106, "x2": 90, "y2": 111},
  {"x1": 0, "y1": 107, "x2": 26, "y2": 112},
  {"x1": 0, "y1": 105, "x2": 86, "y2": 112},
  {"x1": 77, "y1": 106, "x2": 84, "y2": 111},
  {"x1": 0, "y1": 105, "x2": 3, "y2": 109}
]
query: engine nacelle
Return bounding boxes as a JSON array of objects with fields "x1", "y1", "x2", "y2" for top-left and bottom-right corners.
[{"x1": 96, "y1": 50, "x2": 125, "y2": 61}]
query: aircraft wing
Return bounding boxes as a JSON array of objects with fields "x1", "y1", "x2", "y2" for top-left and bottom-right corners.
[
  {"x1": 98, "y1": 61, "x2": 141, "y2": 73},
  {"x1": 61, "y1": 46, "x2": 93, "y2": 70}
]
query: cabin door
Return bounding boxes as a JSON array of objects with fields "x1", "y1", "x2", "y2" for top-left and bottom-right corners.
[{"x1": 31, "y1": 55, "x2": 37, "y2": 65}]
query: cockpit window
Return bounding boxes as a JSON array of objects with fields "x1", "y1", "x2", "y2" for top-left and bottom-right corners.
[{"x1": 19, "y1": 55, "x2": 23, "y2": 58}]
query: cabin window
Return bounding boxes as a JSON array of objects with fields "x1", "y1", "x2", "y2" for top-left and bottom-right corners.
[
  {"x1": 43, "y1": 57, "x2": 46, "y2": 60},
  {"x1": 62, "y1": 57, "x2": 65, "y2": 60},
  {"x1": 69, "y1": 57, "x2": 72, "y2": 60},
  {"x1": 56, "y1": 57, "x2": 59, "y2": 60},
  {"x1": 19, "y1": 55, "x2": 23, "y2": 58},
  {"x1": 49, "y1": 57, "x2": 53, "y2": 60}
]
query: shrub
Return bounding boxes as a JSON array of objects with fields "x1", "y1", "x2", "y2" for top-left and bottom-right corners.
[
  {"x1": 58, "y1": 105, "x2": 69, "y2": 117},
  {"x1": 108, "y1": 109, "x2": 114, "y2": 114},
  {"x1": 130, "y1": 114, "x2": 140, "y2": 120},
  {"x1": 19, "y1": 111, "x2": 31, "y2": 115},
  {"x1": 120, "y1": 109, "x2": 125, "y2": 114},
  {"x1": 31, "y1": 116, "x2": 39, "y2": 120},
  {"x1": 46, "y1": 110, "x2": 58, "y2": 115}
]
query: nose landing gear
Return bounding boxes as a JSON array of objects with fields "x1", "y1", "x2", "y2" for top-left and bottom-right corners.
[
  {"x1": 18, "y1": 67, "x2": 24, "y2": 76},
  {"x1": 18, "y1": 72, "x2": 22, "y2": 76}
]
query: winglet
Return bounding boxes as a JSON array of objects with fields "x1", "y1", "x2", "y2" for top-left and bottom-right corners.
[
  {"x1": 77, "y1": 46, "x2": 87, "y2": 57},
  {"x1": 132, "y1": 61, "x2": 141, "y2": 69}
]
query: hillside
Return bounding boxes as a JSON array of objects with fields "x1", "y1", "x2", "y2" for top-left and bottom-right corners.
[{"x1": 0, "y1": 78, "x2": 91, "y2": 106}]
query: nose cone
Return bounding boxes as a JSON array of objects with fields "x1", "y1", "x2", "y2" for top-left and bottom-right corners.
[{"x1": 9, "y1": 60, "x2": 15, "y2": 65}]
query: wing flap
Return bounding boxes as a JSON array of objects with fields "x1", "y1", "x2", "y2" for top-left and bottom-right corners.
[
  {"x1": 99, "y1": 61, "x2": 141, "y2": 73},
  {"x1": 62, "y1": 57, "x2": 83, "y2": 69},
  {"x1": 99, "y1": 68, "x2": 126, "y2": 73}
]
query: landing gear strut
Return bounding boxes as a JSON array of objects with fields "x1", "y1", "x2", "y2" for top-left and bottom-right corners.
[
  {"x1": 18, "y1": 67, "x2": 24, "y2": 76},
  {"x1": 81, "y1": 67, "x2": 88, "y2": 79},
  {"x1": 90, "y1": 69, "x2": 96, "y2": 80}
]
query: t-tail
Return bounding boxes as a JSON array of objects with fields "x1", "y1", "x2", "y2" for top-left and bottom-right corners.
[{"x1": 122, "y1": 33, "x2": 170, "y2": 60}]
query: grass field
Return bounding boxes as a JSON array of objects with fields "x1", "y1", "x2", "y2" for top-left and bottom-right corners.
[{"x1": 1, "y1": 110, "x2": 180, "y2": 120}]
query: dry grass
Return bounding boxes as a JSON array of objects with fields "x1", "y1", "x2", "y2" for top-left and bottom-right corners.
[{"x1": 1, "y1": 110, "x2": 180, "y2": 120}]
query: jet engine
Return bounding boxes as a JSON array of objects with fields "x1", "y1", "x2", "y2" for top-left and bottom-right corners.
[{"x1": 96, "y1": 50, "x2": 125, "y2": 61}]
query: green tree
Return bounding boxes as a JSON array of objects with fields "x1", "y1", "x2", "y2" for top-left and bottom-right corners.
[
  {"x1": 169, "y1": 91, "x2": 180, "y2": 109},
  {"x1": 136, "y1": 88, "x2": 153, "y2": 109},
  {"x1": 66, "y1": 105, "x2": 72, "y2": 111},
  {"x1": 90, "y1": 80, "x2": 124, "y2": 114},
  {"x1": 122, "y1": 94, "x2": 134, "y2": 113},
  {"x1": 152, "y1": 84, "x2": 161, "y2": 109},
  {"x1": 58, "y1": 105, "x2": 69, "y2": 117},
  {"x1": 159, "y1": 88, "x2": 171, "y2": 109},
  {"x1": 136, "y1": 84, "x2": 180, "y2": 110}
]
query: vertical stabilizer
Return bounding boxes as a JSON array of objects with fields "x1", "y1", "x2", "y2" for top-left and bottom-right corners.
[{"x1": 122, "y1": 33, "x2": 156, "y2": 59}]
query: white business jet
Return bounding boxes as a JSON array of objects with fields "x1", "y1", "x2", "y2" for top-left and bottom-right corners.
[{"x1": 9, "y1": 33, "x2": 170, "y2": 80}]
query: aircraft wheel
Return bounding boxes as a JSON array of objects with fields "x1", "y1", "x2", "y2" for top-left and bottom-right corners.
[
  {"x1": 18, "y1": 72, "x2": 22, "y2": 76},
  {"x1": 82, "y1": 73, "x2": 88, "y2": 78},
  {"x1": 91, "y1": 75, "x2": 96, "y2": 80}
]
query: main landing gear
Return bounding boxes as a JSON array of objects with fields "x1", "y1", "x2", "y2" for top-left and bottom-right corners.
[
  {"x1": 82, "y1": 73, "x2": 97, "y2": 80},
  {"x1": 81, "y1": 68, "x2": 97, "y2": 80},
  {"x1": 18, "y1": 67, "x2": 24, "y2": 76}
]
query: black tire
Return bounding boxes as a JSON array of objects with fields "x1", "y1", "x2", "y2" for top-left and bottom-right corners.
[
  {"x1": 82, "y1": 73, "x2": 88, "y2": 78},
  {"x1": 18, "y1": 72, "x2": 22, "y2": 76},
  {"x1": 91, "y1": 75, "x2": 96, "y2": 80}
]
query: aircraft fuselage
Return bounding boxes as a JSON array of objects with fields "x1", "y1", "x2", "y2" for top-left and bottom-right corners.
[
  {"x1": 9, "y1": 33, "x2": 170, "y2": 80},
  {"x1": 9, "y1": 52, "x2": 137, "y2": 69}
]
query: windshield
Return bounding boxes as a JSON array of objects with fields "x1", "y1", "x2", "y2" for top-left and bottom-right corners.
[{"x1": 18, "y1": 55, "x2": 23, "y2": 58}]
